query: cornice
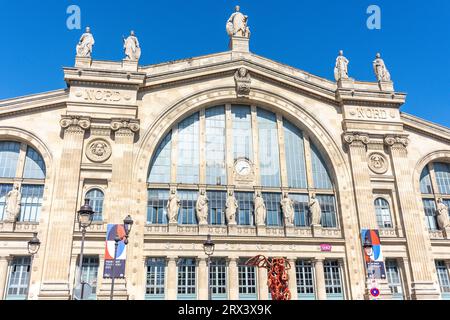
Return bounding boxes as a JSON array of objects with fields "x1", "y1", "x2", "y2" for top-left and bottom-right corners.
[{"x1": 401, "y1": 113, "x2": 450, "y2": 143}]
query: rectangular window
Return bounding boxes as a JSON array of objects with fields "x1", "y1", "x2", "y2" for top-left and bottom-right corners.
[
  {"x1": 423, "y1": 199, "x2": 438, "y2": 230},
  {"x1": 206, "y1": 106, "x2": 227, "y2": 186},
  {"x1": 385, "y1": 259, "x2": 403, "y2": 300},
  {"x1": 0, "y1": 142, "x2": 20, "y2": 178},
  {"x1": 207, "y1": 191, "x2": 226, "y2": 225},
  {"x1": 436, "y1": 261, "x2": 450, "y2": 300},
  {"x1": 434, "y1": 163, "x2": 450, "y2": 195},
  {"x1": 263, "y1": 193, "x2": 283, "y2": 227},
  {"x1": 177, "y1": 258, "x2": 197, "y2": 299},
  {"x1": 238, "y1": 258, "x2": 257, "y2": 300},
  {"x1": 147, "y1": 189, "x2": 169, "y2": 224},
  {"x1": 283, "y1": 119, "x2": 307, "y2": 189},
  {"x1": 79, "y1": 256, "x2": 99, "y2": 300},
  {"x1": 177, "y1": 113, "x2": 200, "y2": 184},
  {"x1": 210, "y1": 258, "x2": 227, "y2": 300},
  {"x1": 291, "y1": 194, "x2": 309, "y2": 227},
  {"x1": 146, "y1": 258, "x2": 166, "y2": 300},
  {"x1": 296, "y1": 260, "x2": 315, "y2": 300},
  {"x1": 148, "y1": 131, "x2": 172, "y2": 184},
  {"x1": 6, "y1": 256, "x2": 31, "y2": 300},
  {"x1": 324, "y1": 260, "x2": 344, "y2": 300},
  {"x1": 0, "y1": 183, "x2": 13, "y2": 220},
  {"x1": 19, "y1": 185, "x2": 44, "y2": 222},
  {"x1": 316, "y1": 195, "x2": 338, "y2": 228},
  {"x1": 232, "y1": 105, "x2": 253, "y2": 161},
  {"x1": 178, "y1": 191, "x2": 197, "y2": 225},
  {"x1": 235, "y1": 192, "x2": 254, "y2": 226},
  {"x1": 257, "y1": 109, "x2": 281, "y2": 187}
]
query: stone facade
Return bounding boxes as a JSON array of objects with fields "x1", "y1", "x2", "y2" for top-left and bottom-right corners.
[{"x1": 0, "y1": 28, "x2": 449, "y2": 301}]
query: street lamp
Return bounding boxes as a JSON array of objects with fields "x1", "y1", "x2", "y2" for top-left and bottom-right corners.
[
  {"x1": 110, "y1": 215, "x2": 133, "y2": 300},
  {"x1": 76, "y1": 198, "x2": 94, "y2": 300},
  {"x1": 27, "y1": 232, "x2": 40, "y2": 300},
  {"x1": 203, "y1": 234, "x2": 215, "y2": 300}
]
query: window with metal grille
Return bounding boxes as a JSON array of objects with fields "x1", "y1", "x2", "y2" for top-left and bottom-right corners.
[
  {"x1": 385, "y1": 259, "x2": 403, "y2": 299},
  {"x1": 283, "y1": 119, "x2": 307, "y2": 189},
  {"x1": 23, "y1": 146, "x2": 46, "y2": 179},
  {"x1": 177, "y1": 113, "x2": 200, "y2": 184},
  {"x1": 311, "y1": 144, "x2": 333, "y2": 190},
  {"x1": 419, "y1": 166, "x2": 433, "y2": 194},
  {"x1": 436, "y1": 261, "x2": 450, "y2": 296},
  {"x1": 317, "y1": 195, "x2": 337, "y2": 228},
  {"x1": 296, "y1": 260, "x2": 315, "y2": 299},
  {"x1": 324, "y1": 260, "x2": 343, "y2": 300},
  {"x1": 207, "y1": 191, "x2": 226, "y2": 225},
  {"x1": 209, "y1": 258, "x2": 227, "y2": 299},
  {"x1": 434, "y1": 163, "x2": 450, "y2": 195},
  {"x1": 263, "y1": 193, "x2": 283, "y2": 227},
  {"x1": 238, "y1": 258, "x2": 257, "y2": 299},
  {"x1": 0, "y1": 142, "x2": 20, "y2": 178},
  {"x1": 19, "y1": 185, "x2": 44, "y2": 222},
  {"x1": 146, "y1": 258, "x2": 165, "y2": 299},
  {"x1": 206, "y1": 106, "x2": 227, "y2": 186},
  {"x1": 6, "y1": 256, "x2": 31, "y2": 300},
  {"x1": 235, "y1": 192, "x2": 254, "y2": 226},
  {"x1": 86, "y1": 189, "x2": 104, "y2": 222},
  {"x1": 148, "y1": 131, "x2": 172, "y2": 184},
  {"x1": 374, "y1": 198, "x2": 393, "y2": 229},
  {"x1": 291, "y1": 194, "x2": 309, "y2": 227},
  {"x1": 232, "y1": 105, "x2": 253, "y2": 161},
  {"x1": 79, "y1": 256, "x2": 99, "y2": 299},
  {"x1": 177, "y1": 258, "x2": 196, "y2": 298},
  {"x1": 423, "y1": 199, "x2": 438, "y2": 230},
  {"x1": 147, "y1": 189, "x2": 169, "y2": 224},
  {"x1": 177, "y1": 191, "x2": 197, "y2": 225}
]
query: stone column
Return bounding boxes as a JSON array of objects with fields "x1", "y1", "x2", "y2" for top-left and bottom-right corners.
[
  {"x1": 314, "y1": 258, "x2": 327, "y2": 300},
  {"x1": 228, "y1": 257, "x2": 239, "y2": 300},
  {"x1": 167, "y1": 257, "x2": 177, "y2": 300},
  {"x1": 39, "y1": 116, "x2": 90, "y2": 299},
  {"x1": 258, "y1": 268, "x2": 268, "y2": 300},
  {"x1": 385, "y1": 135, "x2": 440, "y2": 299},
  {"x1": 198, "y1": 258, "x2": 208, "y2": 300},
  {"x1": 287, "y1": 258, "x2": 298, "y2": 300},
  {"x1": 0, "y1": 256, "x2": 11, "y2": 299}
]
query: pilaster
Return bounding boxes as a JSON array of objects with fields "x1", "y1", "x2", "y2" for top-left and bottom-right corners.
[
  {"x1": 0, "y1": 256, "x2": 11, "y2": 300},
  {"x1": 198, "y1": 258, "x2": 208, "y2": 300},
  {"x1": 258, "y1": 268, "x2": 268, "y2": 300},
  {"x1": 287, "y1": 258, "x2": 298, "y2": 300},
  {"x1": 167, "y1": 257, "x2": 177, "y2": 300},
  {"x1": 228, "y1": 257, "x2": 239, "y2": 300},
  {"x1": 314, "y1": 259, "x2": 327, "y2": 300}
]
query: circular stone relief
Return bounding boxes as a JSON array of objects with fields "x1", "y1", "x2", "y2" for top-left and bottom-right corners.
[
  {"x1": 86, "y1": 139, "x2": 112, "y2": 163},
  {"x1": 368, "y1": 152, "x2": 389, "y2": 174}
]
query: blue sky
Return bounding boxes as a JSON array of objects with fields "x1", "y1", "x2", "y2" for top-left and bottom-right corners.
[{"x1": 0, "y1": 0, "x2": 449, "y2": 126}]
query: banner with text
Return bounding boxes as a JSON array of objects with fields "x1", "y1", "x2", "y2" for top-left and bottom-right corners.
[
  {"x1": 103, "y1": 224, "x2": 127, "y2": 279},
  {"x1": 361, "y1": 229, "x2": 386, "y2": 280}
]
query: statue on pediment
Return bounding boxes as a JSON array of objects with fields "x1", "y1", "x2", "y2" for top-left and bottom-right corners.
[
  {"x1": 225, "y1": 190, "x2": 238, "y2": 225},
  {"x1": 167, "y1": 189, "x2": 180, "y2": 223},
  {"x1": 226, "y1": 6, "x2": 250, "y2": 38},
  {"x1": 281, "y1": 193, "x2": 295, "y2": 226},
  {"x1": 76, "y1": 27, "x2": 95, "y2": 58},
  {"x1": 5, "y1": 185, "x2": 21, "y2": 222},
  {"x1": 254, "y1": 192, "x2": 266, "y2": 226},
  {"x1": 309, "y1": 193, "x2": 322, "y2": 226},
  {"x1": 437, "y1": 198, "x2": 450, "y2": 230},
  {"x1": 334, "y1": 50, "x2": 349, "y2": 81},
  {"x1": 373, "y1": 53, "x2": 391, "y2": 82},
  {"x1": 124, "y1": 30, "x2": 141, "y2": 61},
  {"x1": 196, "y1": 189, "x2": 209, "y2": 225}
]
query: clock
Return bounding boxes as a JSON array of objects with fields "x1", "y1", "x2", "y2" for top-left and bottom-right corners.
[{"x1": 235, "y1": 159, "x2": 252, "y2": 176}]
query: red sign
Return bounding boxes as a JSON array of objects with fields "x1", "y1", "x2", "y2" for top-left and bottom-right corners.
[{"x1": 320, "y1": 244, "x2": 332, "y2": 252}]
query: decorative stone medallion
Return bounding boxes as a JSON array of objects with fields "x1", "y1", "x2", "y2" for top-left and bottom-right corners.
[
  {"x1": 86, "y1": 139, "x2": 112, "y2": 163},
  {"x1": 368, "y1": 152, "x2": 388, "y2": 174}
]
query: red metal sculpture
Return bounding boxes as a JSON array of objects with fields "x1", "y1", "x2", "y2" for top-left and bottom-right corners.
[{"x1": 246, "y1": 255, "x2": 291, "y2": 300}]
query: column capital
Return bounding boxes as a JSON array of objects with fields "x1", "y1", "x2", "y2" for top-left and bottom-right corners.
[
  {"x1": 343, "y1": 132, "x2": 370, "y2": 146},
  {"x1": 384, "y1": 135, "x2": 409, "y2": 149},
  {"x1": 313, "y1": 257, "x2": 325, "y2": 264},
  {"x1": 110, "y1": 118, "x2": 140, "y2": 136},
  {"x1": 0, "y1": 255, "x2": 12, "y2": 262},
  {"x1": 166, "y1": 256, "x2": 178, "y2": 263},
  {"x1": 60, "y1": 115, "x2": 91, "y2": 133}
]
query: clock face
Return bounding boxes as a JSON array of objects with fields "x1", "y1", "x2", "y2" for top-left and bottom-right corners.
[{"x1": 235, "y1": 159, "x2": 251, "y2": 176}]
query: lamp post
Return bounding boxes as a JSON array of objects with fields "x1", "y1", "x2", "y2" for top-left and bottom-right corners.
[
  {"x1": 109, "y1": 215, "x2": 133, "y2": 300},
  {"x1": 27, "y1": 232, "x2": 40, "y2": 300},
  {"x1": 76, "y1": 198, "x2": 94, "y2": 300},
  {"x1": 203, "y1": 234, "x2": 215, "y2": 300}
]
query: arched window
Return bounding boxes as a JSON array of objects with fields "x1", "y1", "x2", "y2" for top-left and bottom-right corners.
[
  {"x1": 419, "y1": 162, "x2": 450, "y2": 231},
  {"x1": 374, "y1": 198, "x2": 393, "y2": 229},
  {"x1": 0, "y1": 141, "x2": 46, "y2": 222},
  {"x1": 147, "y1": 105, "x2": 337, "y2": 228},
  {"x1": 86, "y1": 189, "x2": 104, "y2": 222}
]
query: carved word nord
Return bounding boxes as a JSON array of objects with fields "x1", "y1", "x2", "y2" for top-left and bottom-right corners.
[
  {"x1": 76, "y1": 89, "x2": 131, "y2": 102},
  {"x1": 350, "y1": 107, "x2": 395, "y2": 120}
]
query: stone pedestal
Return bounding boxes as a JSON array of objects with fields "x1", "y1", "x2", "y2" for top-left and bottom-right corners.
[
  {"x1": 228, "y1": 223, "x2": 237, "y2": 236},
  {"x1": 168, "y1": 222, "x2": 178, "y2": 234},
  {"x1": 311, "y1": 224, "x2": 322, "y2": 237},
  {"x1": 229, "y1": 36, "x2": 249, "y2": 53},
  {"x1": 285, "y1": 224, "x2": 295, "y2": 237},
  {"x1": 0, "y1": 221, "x2": 14, "y2": 232},
  {"x1": 378, "y1": 81, "x2": 394, "y2": 92},
  {"x1": 443, "y1": 227, "x2": 450, "y2": 240},
  {"x1": 337, "y1": 78, "x2": 355, "y2": 89},
  {"x1": 97, "y1": 278, "x2": 128, "y2": 300},
  {"x1": 198, "y1": 224, "x2": 209, "y2": 235},
  {"x1": 256, "y1": 224, "x2": 266, "y2": 236},
  {"x1": 75, "y1": 56, "x2": 92, "y2": 68},
  {"x1": 122, "y1": 59, "x2": 138, "y2": 72}
]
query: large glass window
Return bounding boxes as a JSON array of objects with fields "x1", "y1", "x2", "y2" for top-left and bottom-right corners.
[
  {"x1": 324, "y1": 260, "x2": 344, "y2": 300},
  {"x1": 263, "y1": 193, "x2": 283, "y2": 227},
  {"x1": 206, "y1": 106, "x2": 226, "y2": 185},
  {"x1": 0, "y1": 142, "x2": 20, "y2": 178},
  {"x1": 23, "y1": 146, "x2": 46, "y2": 179},
  {"x1": 385, "y1": 259, "x2": 403, "y2": 300},
  {"x1": 235, "y1": 192, "x2": 254, "y2": 226},
  {"x1": 257, "y1": 109, "x2": 280, "y2": 187},
  {"x1": 283, "y1": 119, "x2": 307, "y2": 189},
  {"x1": 436, "y1": 261, "x2": 450, "y2": 300},
  {"x1": 238, "y1": 258, "x2": 257, "y2": 300},
  {"x1": 146, "y1": 258, "x2": 165, "y2": 300},
  {"x1": 6, "y1": 256, "x2": 31, "y2": 300},
  {"x1": 434, "y1": 163, "x2": 450, "y2": 195},
  {"x1": 374, "y1": 198, "x2": 393, "y2": 229},
  {"x1": 423, "y1": 199, "x2": 438, "y2": 230},
  {"x1": 148, "y1": 131, "x2": 172, "y2": 184},
  {"x1": 420, "y1": 166, "x2": 433, "y2": 194},
  {"x1": 207, "y1": 191, "x2": 226, "y2": 225},
  {"x1": 177, "y1": 114, "x2": 200, "y2": 184},
  {"x1": 79, "y1": 256, "x2": 99, "y2": 300},
  {"x1": 311, "y1": 144, "x2": 333, "y2": 190},
  {"x1": 232, "y1": 105, "x2": 253, "y2": 161},
  {"x1": 291, "y1": 194, "x2": 309, "y2": 227},
  {"x1": 210, "y1": 258, "x2": 227, "y2": 300},
  {"x1": 317, "y1": 195, "x2": 337, "y2": 228},
  {"x1": 86, "y1": 189, "x2": 104, "y2": 222},
  {"x1": 19, "y1": 185, "x2": 44, "y2": 222},
  {"x1": 296, "y1": 260, "x2": 315, "y2": 300},
  {"x1": 178, "y1": 191, "x2": 197, "y2": 225},
  {"x1": 177, "y1": 258, "x2": 196, "y2": 299},
  {"x1": 147, "y1": 189, "x2": 169, "y2": 224}
]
